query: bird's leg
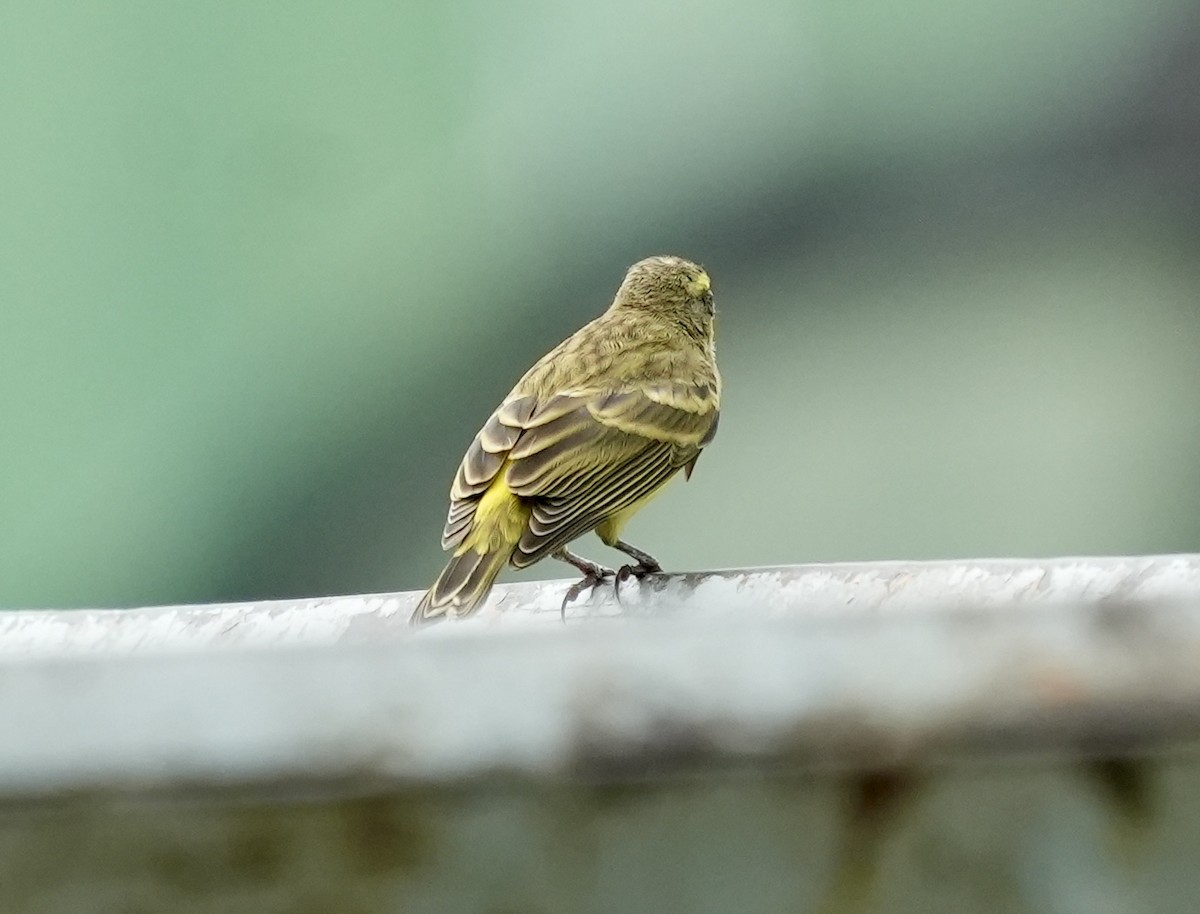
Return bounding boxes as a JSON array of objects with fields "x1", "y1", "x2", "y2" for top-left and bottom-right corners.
[
  {"x1": 553, "y1": 548, "x2": 615, "y2": 621},
  {"x1": 610, "y1": 539, "x2": 663, "y2": 602}
]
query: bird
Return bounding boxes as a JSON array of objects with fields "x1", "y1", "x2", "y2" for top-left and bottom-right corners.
[{"x1": 410, "y1": 255, "x2": 721, "y2": 624}]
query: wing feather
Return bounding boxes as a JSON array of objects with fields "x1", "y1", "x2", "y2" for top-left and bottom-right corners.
[
  {"x1": 441, "y1": 394, "x2": 536, "y2": 549},
  {"x1": 588, "y1": 389, "x2": 714, "y2": 445},
  {"x1": 514, "y1": 441, "x2": 677, "y2": 566}
]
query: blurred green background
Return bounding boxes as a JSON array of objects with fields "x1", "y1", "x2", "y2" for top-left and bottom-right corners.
[{"x1": 2, "y1": 1, "x2": 1199, "y2": 610}]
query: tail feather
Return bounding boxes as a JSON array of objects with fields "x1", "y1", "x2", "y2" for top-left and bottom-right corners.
[{"x1": 410, "y1": 545, "x2": 513, "y2": 625}]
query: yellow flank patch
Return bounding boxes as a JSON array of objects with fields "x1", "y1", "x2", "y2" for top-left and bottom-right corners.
[
  {"x1": 457, "y1": 465, "x2": 528, "y2": 556},
  {"x1": 686, "y1": 271, "x2": 710, "y2": 296}
]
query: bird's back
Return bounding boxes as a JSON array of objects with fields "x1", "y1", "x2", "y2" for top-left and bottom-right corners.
[{"x1": 514, "y1": 309, "x2": 720, "y2": 410}]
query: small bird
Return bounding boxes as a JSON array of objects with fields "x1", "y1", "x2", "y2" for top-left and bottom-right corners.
[{"x1": 410, "y1": 255, "x2": 721, "y2": 624}]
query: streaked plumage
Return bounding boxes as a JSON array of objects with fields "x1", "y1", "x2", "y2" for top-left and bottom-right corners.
[{"x1": 411, "y1": 255, "x2": 720, "y2": 624}]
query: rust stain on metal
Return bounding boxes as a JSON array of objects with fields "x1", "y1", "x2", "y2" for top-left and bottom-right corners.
[{"x1": 1030, "y1": 665, "x2": 1089, "y2": 707}]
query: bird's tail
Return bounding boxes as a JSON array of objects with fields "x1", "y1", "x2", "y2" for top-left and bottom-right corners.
[{"x1": 410, "y1": 544, "x2": 514, "y2": 625}]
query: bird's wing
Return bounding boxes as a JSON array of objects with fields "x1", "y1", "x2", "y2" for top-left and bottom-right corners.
[
  {"x1": 440, "y1": 385, "x2": 718, "y2": 563},
  {"x1": 510, "y1": 385, "x2": 718, "y2": 565}
]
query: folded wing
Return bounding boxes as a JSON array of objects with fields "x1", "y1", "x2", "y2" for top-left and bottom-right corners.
[{"x1": 440, "y1": 385, "x2": 718, "y2": 564}]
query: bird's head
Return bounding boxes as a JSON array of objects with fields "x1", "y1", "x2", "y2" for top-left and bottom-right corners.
[{"x1": 612, "y1": 255, "x2": 715, "y2": 329}]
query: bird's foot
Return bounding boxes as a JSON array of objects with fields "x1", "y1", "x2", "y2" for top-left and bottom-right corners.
[
  {"x1": 613, "y1": 559, "x2": 663, "y2": 604},
  {"x1": 560, "y1": 564, "x2": 616, "y2": 621}
]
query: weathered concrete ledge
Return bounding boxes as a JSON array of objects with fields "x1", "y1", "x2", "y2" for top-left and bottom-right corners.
[
  {"x1": 0, "y1": 555, "x2": 1198, "y2": 798},
  {"x1": 1, "y1": 554, "x2": 1197, "y2": 658}
]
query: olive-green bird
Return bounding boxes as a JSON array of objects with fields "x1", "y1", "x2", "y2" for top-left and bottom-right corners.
[{"x1": 410, "y1": 255, "x2": 720, "y2": 624}]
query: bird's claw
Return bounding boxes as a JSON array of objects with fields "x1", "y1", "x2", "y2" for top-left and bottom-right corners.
[
  {"x1": 560, "y1": 567, "x2": 616, "y2": 621},
  {"x1": 613, "y1": 561, "x2": 662, "y2": 604}
]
